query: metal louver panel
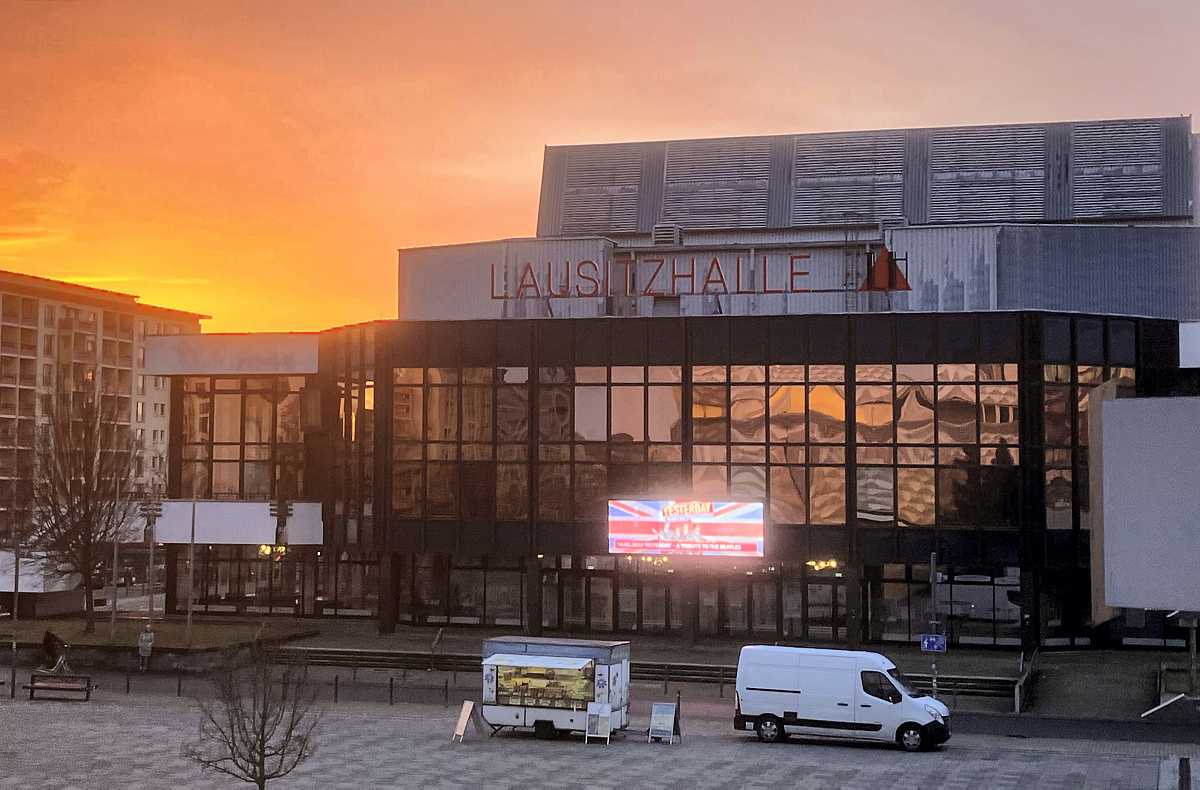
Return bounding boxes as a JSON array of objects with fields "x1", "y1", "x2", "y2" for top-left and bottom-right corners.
[
  {"x1": 1071, "y1": 120, "x2": 1164, "y2": 218},
  {"x1": 662, "y1": 138, "x2": 771, "y2": 229},
  {"x1": 561, "y1": 144, "x2": 643, "y2": 235},
  {"x1": 928, "y1": 125, "x2": 1045, "y2": 222},
  {"x1": 792, "y1": 131, "x2": 905, "y2": 225}
]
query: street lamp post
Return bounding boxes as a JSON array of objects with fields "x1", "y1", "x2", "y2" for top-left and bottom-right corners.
[
  {"x1": 9, "y1": 539, "x2": 19, "y2": 699},
  {"x1": 186, "y1": 500, "x2": 196, "y2": 648}
]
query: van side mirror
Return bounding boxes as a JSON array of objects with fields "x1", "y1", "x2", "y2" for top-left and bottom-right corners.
[{"x1": 889, "y1": 689, "x2": 902, "y2": 704}]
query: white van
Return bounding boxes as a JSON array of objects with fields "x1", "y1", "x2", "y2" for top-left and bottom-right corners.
[{"x1": 734, "y1": 645, "x2": 950, "y2": 751}]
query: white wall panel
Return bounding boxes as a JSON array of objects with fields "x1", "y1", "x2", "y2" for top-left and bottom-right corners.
[
  {"x1": 147, "y1": 334, "x2": 318, "y2": 375},
  {"x1": 157, "y1": 501, "x2": 322, "y2": 545}
]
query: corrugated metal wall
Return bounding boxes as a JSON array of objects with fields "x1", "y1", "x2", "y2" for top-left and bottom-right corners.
[
  {"x1": 996, "y1": 226, "x2": 1200, "y2": 320},
  {"x1": 535, "y1": 117, "x2": 1194, "y2": 236},
  {"x1": 887, "y1": 226, "x2": 1001, "y2": 312}
]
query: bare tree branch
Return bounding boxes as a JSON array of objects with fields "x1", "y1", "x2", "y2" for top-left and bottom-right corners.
[
  {"x1": 29, "y1": 390, "x2": 137, "y2": 632},
  {"x1": 185, "y1": 647, "x2": 323, "y2": 788}
]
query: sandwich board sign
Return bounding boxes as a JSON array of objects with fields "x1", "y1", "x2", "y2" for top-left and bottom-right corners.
[
  {"x1": 451, "y1": 700, "x2": 486, "y2": 742},
  {"x1": 648, "y1": 702, "x2": 681, "y2": 744},
  {"x1": 585, "y1": 702, "x2": 612, "y2": 743}
]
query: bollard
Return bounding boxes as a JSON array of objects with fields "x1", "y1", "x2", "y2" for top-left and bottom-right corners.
[
  {"x1": 176, "y1": 674, "x2": 182, "y2": 697},
  {"x1": 334, "y1": 674, "x2": 339, "y2": 703},
  {"x1": 663, "y1": 665, "x2": 668, "y2": 695},
  {"x1": 402, "y1": 666, "x2": 407, "y2": 685},
  {"x1": 718, "y1": 668, "x2": 723, "y2": 698},
  {"x1": 389, "y1": 676, "x2": 394, "y2": 706},
  {"x1": 125, "y1": 670, "x2": 131, "y2": 694},
  {"x1": 453, "y1": 669, "x2": 457, "y2": 688},
  {"x1": 443, "y1": 679, "x2": 448, "y2": 707}
]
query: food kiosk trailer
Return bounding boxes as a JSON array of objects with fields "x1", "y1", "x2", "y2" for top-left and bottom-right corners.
[{"x1": 481, "y1": 637, "x2": 631, "y2": 737}]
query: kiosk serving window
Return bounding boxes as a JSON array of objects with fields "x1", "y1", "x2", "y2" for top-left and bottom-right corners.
[{"x1": 484, "y1": 654, "x2": 595, "y2": 709}]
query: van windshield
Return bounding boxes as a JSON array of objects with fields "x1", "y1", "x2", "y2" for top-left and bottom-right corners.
[{"x1": 887, "y1": 668, "x2": 916, "y2": 697}]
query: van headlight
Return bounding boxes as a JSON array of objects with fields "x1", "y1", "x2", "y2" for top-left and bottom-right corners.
[{"x1": 924, "y1": 705, "x2": 944, "y2": 724}]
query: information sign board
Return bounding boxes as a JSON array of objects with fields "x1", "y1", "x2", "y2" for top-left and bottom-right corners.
[
  {"x1": 585, "y1": 702, "x2": 612, "y2": 743},
  {"x1": 920, "y1": 634, "x2": 947, "y2": 653},
  {"x1": 648, "y1": 702, "x2": 680, "y2": 744}
]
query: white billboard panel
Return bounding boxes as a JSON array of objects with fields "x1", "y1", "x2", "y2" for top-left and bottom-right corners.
[{"x1": 1102, "y1": 397, "x2": 1200, "y2": 611}]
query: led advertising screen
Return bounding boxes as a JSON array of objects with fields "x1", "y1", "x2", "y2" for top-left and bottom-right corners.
[{"x1": 608, "y1": 500, "x2": 765, "y2": 557}]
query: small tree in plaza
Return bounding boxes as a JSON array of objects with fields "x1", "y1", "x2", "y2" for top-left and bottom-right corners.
[
  {"x1": 185, "y1": 647, "x2": 323, "y2": 789},
  {"x1": 29, "y1": 390, "x2": 137, "y2": 633}
]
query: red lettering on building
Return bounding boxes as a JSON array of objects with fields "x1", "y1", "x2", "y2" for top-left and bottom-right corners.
[
  {"x1": 789, "y1": 254, "x2": 811, "y2": 293},
  {"x1": 490, "y1": 263, "x2": 506, "y2": 299},
  {"x1": 761, "y1": 255, "x2": 783, "y2": 294},
  {"x1": 671, "y1": 258, "x2": 695, "y2": 295},
  {"x1": 576, "y1": 260, "x2": 601, "y2": 297},
  {"x1": 614, "y1": 259, "x2": 635, "y2": 296},
  {"x1": 734, "y1": 256, "x2": 755, "y2": 294},
  {"x1": 516, "y1": 263, "x2": 541, "y2": 299},
  {"x1": 702, "y1": 257, "x2": 729, "y2": 294},
  {"x1": 546, "y1": 261, "x2": 570, "y2": 298},
  {"x1": 642, "y1": 258, "x2": 667, "y2": 296}
]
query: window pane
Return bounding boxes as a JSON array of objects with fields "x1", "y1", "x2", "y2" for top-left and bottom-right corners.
[
  {"x1": 213, "y1": 394, "x2": 241, "y2": 443},
  {"x1": 244, "y1": 393, "x2": 272, "y2": 444},
  {"x1": 692, "y1": 385, "x2": 727, "y2": 442},
  {"x1": 393, "y1": 386, "x2": 423, "y2": 440},
  {"x1": 183, "y1": 393, "x2": 211, "y2": 443},
  {"x1": 427, "y1": 463, "x2": 458, "y2": 517},
  {"x1": 610, "y1": 386, "x2": 644, "y2": 442},
  {"x1": 1045, "y1": 468, "x2": 1072, "y2": 529},
  {"x1": 856, "y1": 385, "x2": 893, "y2": 444},
  {"x1": 647, "y1": 386, "x2": 682, "y2": 442},
  {"x1": 212, "y1": 461, "x2": 239, "y2": 498},
  {"x1": 897, "y1": 467, "x2": 935, "y2": 526},
  {"x1": 730, "y1": 465, "x2": 766, "y2": 500},
  {"x1": 538, "y1": 386, "x2": 571, "y2": 442},
  {"x1": 276, "y1": 392, "x2": 302, "y2": 443},
  {"x1": 692, "y1": 365, "x2": 726, "y2": 383},
  {"x1": 857, "y1": 467, "x2": 894, "y2": 524},
  {"x1": 574, "y1": 464, "x2": 607, "y2": 521},
  {"x1": 461, "y1": 386, "x2": 493, "y2": 442},
  {"x1": 497, "y1": 385, "x2": 529, "y2": 443},
  {"x1": 1044, "y1": 386, "x2": 1071, "y2": 446},
  {"x1": 496, "y1": 464, "x2": 528, "y2": 520},
  {"x1": 731, "y1": 365, "x2": 765, "y2": 383},
  {"x1": 538, "y1": 464, "x2": 570, "y2": 520},
  {"x1": 730, "y1": 386, "x2": 766, "y2": 442},
  {"x1": 809, "y1": 467, "x2": 846, "y2": 524},
  {"x1": 937, "y1": 383, "x2": 977, "y2": 444},
  {"x1": 769, "y1": 384, "x2": 806, "y2": 443},
  {"x1": 182, "y1": 461, "x2": 210, "y2": 498},
  {"x1": 979, "y1": 384, "x2": 1019, "y2": 444},
  {"x1": 693, "y1": 465, "x2": 727, "y2": 498},
  {"x1": 393, "y1": 463, "x2": 422, "y2": 515},
  {"x1": 427, "y1": 387, "x2": 458, "y2": 442},
  {"x1": 769, "y1": 466, "x2": 806, "y2": 524},
  {"x1": 243, "y1": 461, "x2": 271, "y2": 498},
  {"x1": 808, "y1": 384, "x2": 846, "y2": 443}
]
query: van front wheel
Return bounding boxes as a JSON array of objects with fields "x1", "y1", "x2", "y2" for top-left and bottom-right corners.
[
  {"x1": 897, "y1": 724, "x2": 925, "y2": 752},
  {"x1": 755, "y1": 715, "x2": 785, "y2": 743}
]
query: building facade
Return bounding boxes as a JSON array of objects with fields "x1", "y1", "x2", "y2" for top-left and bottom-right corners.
[
  {"x1": 153, "y1": 116, "x2": 1200, "y2": 649},
  {"x1": 0, "y1": 271, "x2": 205, "y2": 547}
]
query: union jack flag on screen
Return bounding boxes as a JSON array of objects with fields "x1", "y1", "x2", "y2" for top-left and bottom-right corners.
[{"x1": 607, "y1": 500, "x2": 764, "y2": 557}]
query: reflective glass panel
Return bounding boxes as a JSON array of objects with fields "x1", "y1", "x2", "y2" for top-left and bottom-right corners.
[
  {"x1": 978, "y1": 363, "x2": 1018, "y2": 383},
  {"x1": 426, "y1": 463, "x2": 458, "y2": 516},
  {"x1": 244, "y1": 393, "x2": 272, "y2": 444},
  {"x1": 183, "y1": 393, "x2": 211, "y2": 444},
  {"x1": 730, "y1": 386, "x2": 766, "y2": 442},
  {"x1": 856, "y1": 365, "x2": 892, "y2": 382},
  {"x1": 809, "y1": 467, "x2": 846, "y2": 524},
  {"x1": 730, "y1": 465, "x2": 766, "y2": 500},
  {"x1": 575, "y1": 367, "x2": 606, "y2": 383},
  {"x1": 856, "y1": 385, "x2": 893, "y2": 444},
  {"x1": 574, "y1": 386, "x2": 607, "y2": 441},
  {"x1": 539, "y1": 367, "x2": 569, "y2": 384},
  {"x1": 649, "y1": 444, "x2": 682, "y2": 462},
  {"x1": 393, "y1": 386, "x2": 423, "y2": 440},
  {"x1": 497, "y1": 385, "x2": 528, "y2": 443},
  {"x1": 769, "y1": 365, "x2": 804, "y2": 382},
  {"x1": 276, "y1": 392, "x2": 301, "y2": 443},
  {"x1": 692, "y1": 385, "x2": 727, "y2": 442},
  {"x1": 979, "y1": 384, "x2": 1019, "y2": 444},
  {"x1": 769, "y1": 466, "x2": 806, "y2": 524},
  {"x1": 392, "y1": 463, "x2": 421, "y2": 515},
  {"x1": 896, "y1": 364, "x2": 934, "y2": 382},
  {"x1": 1045, "y1": 468, "x2": 1072, "y2": 530},
  {"x1": 769, "y1": 384, "x2": 806, "y2": 443},
  {"x1": 937, "y1": 383, "x2": 977, "y2": 444},
  {"x1": 693, "y1": 465, "x2": 727, "y2": 498},
  {"x1": 538, "y1": 464, "x2": 571, "y2": 520},
  {"x1": 574, "y1": 464, "x2": 607, "y2": 521},
  {"x1": 538, "y1": 386, "x2": 571, "y2": 442},
  {"x1": 809, "y1": 365, "x2": 844, "y2": 383},
  {"x1": 611, "y1": 366, "x2": 643, "y2": 384},
  {"x1": 857, "y1": 467, "x2": 894, "y2": 524},
  {"x1": 731, "y1": 445, "x2": 766, "y2": 463},
  {"x1": 897, "y1": 446, "x2": 935, "y2": 466},
  {"x1": 212, "y1": 461, "x2": 239, "y2": 497},
  {"x1": 461, "y1": 386, "x2": 493, "y2": 442},
  {"x1": 429, "y1": 368, "x2": 458, "y2": 385},
  {"x1": 807, "y1": 384, "x2": 846, "y2": 443},
  {"x1": 895, "y1": 384, "x2": 934, "y2": 444},
  {"x1": 648, "y1": 366, "x2": 681, "y2": 383},
  {"x1": 611, "y1": 386, "x2": 645, "y2": 442},
  {"x1": 498, "y1": 367, "x2": 529, "y2": 384},
  {"x1": 897, "y1": 468, "x2": 935, "y2": 526},
  {"x1": 393, "y1": 368, "x2": 422, "y2": 385},
  {"x1": 426, "y1": 387, "x2": 458, "y2": 442},
  {"x1": 1044, "y1": 386, "x2": 1071, "y2": 446},
  {"x1": 213, "y1": 394, "x2": 241, "y2": 443},
  {"x1": 647, "y1": 386, "x2": 682, "y2": 442},
  {"x1": 937, "y1": 467, "x2": 970, "y2": 526},
  {"x1": 731, "y1": 365, "x2": 766, "y2": 383},
  {"x1": 692, "y1": 365, "x2": 726, "y2": 383},
  {"x1": 495, "y1": 464, "x2": 528, "y2": 519},
  {"x1": 938, "y1": 363, "x2": 975, "y2": 382}
]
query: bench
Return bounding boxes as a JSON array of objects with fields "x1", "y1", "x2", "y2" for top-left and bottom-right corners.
[{"x1": 24, "y1": 671, "x2": 92, "y2": 701}]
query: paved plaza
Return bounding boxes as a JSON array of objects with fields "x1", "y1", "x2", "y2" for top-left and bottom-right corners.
[{"x1": 1, "y1": 695, "x2": 1197, "y2": 789}]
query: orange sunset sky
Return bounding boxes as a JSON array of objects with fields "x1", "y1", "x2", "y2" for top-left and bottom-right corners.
[{"x1": 1, "y1": 0, "x2": 1196, "y2": 332}]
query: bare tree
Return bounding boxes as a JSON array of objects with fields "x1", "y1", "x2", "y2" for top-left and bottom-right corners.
[
  {"x1": 30, "y1": 390, "x2": 137, "y2": 633},
  {"x1": 185, "y1": 647, "x2": 323, "y2": 788}
]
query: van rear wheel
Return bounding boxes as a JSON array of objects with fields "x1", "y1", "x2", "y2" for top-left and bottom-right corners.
[
  {"x1": 755, "y1": 715, "x2": 785, "y2": 743},
  {"x1": 898, "y1": 723, "x2": 925, "y2": 752}
]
